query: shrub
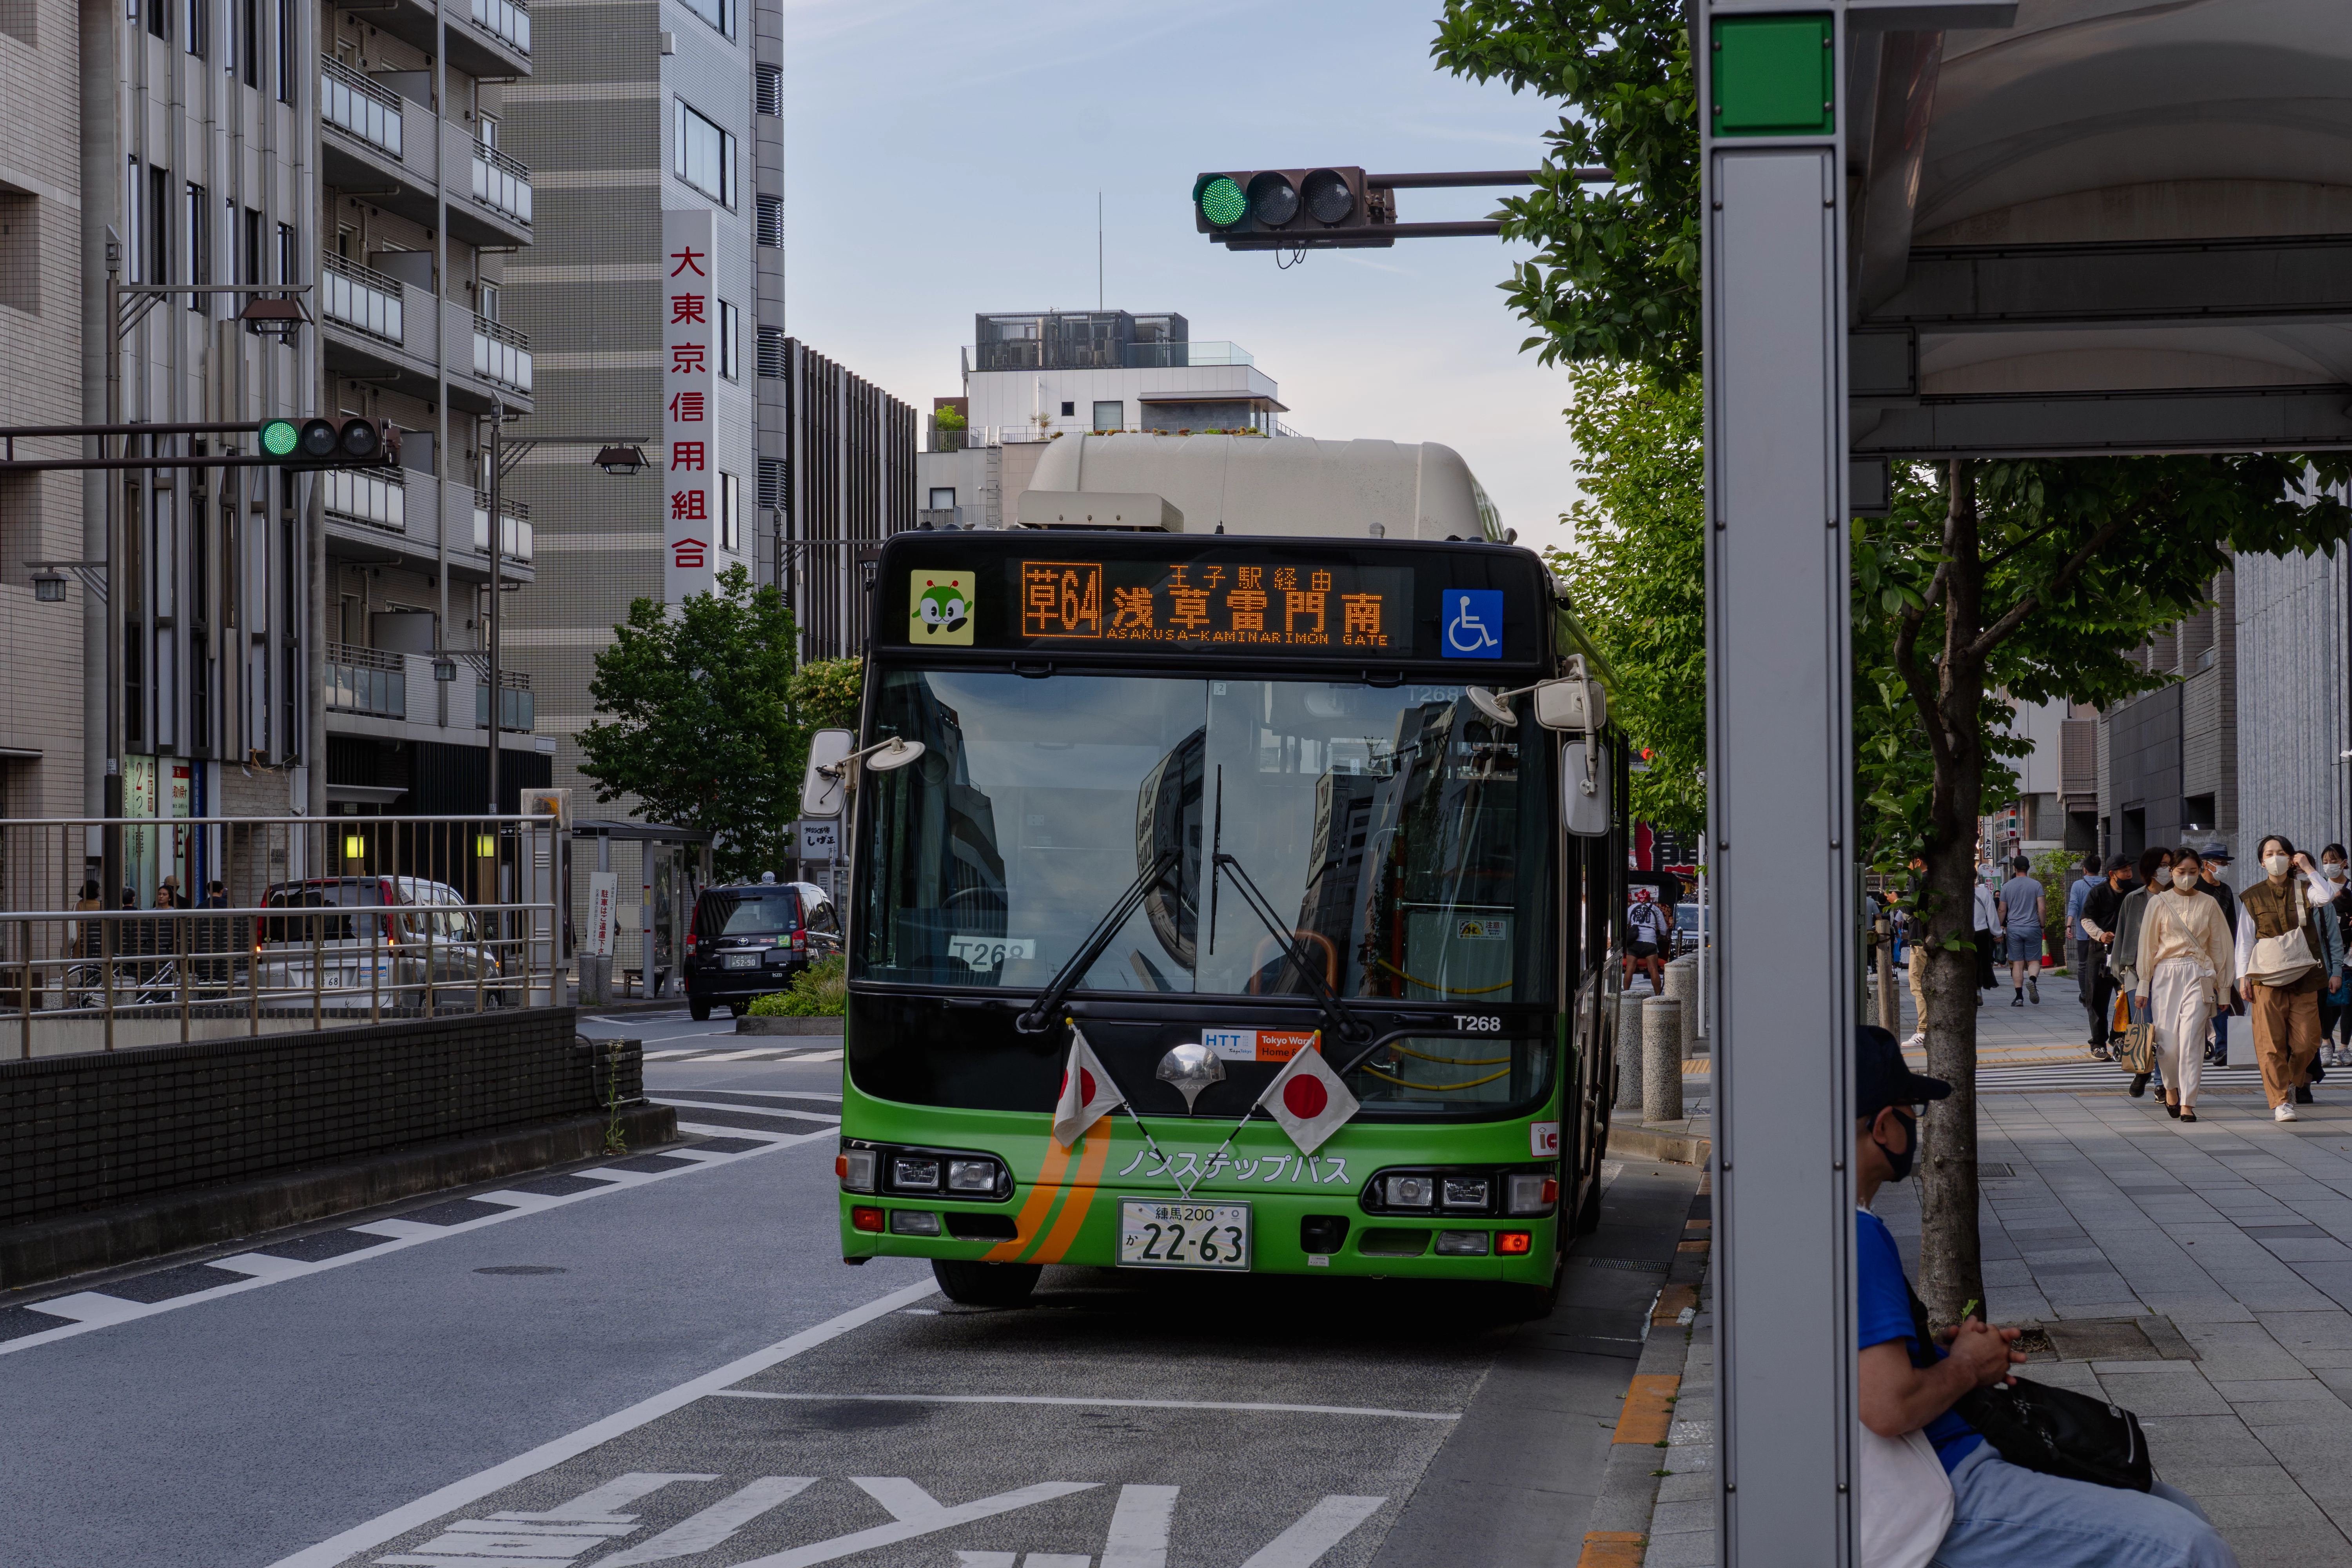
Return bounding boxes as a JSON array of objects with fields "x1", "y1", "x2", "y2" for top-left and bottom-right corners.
[{"x1": 749, "y1": 955, "x2": 846, "y2": 1016}]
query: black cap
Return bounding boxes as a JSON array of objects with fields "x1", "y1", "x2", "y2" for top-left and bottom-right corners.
[
  {"x1": 2105, "y1": 855, "x2": 2134, "y2": 874},
  {"x1": 1858, "y1": 1025, "x2": 1951, "y2": 1121}
]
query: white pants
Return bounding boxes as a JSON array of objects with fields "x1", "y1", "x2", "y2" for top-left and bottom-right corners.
[{"x1": 2148, "y1": 957, "x2": 2216, "y2": 1109}]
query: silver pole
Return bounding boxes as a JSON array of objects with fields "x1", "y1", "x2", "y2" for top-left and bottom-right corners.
[{"x1": 486, "y1": 400, "x2": 503, "y2": 817}]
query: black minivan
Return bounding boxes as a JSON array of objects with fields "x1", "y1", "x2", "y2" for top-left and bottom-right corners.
[{"x1": 684, "y1": 880, "x2": 840, "y2": 1020}]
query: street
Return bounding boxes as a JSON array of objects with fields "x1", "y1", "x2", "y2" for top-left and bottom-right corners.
[{"x1": 0, "y1": 1019, "x2": 1701, "y2": 1568}]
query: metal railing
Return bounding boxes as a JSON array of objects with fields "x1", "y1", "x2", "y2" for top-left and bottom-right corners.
[
  {"x1": 468, "y1": 0, "x2": 530, "y2": 53},
  {"x1": 0, "y1": 815, "x2": 563, "y2": 1057},
  {"x1": 321, "y1": 251, "x2": 405, "y2": 345},
  {"x1": 321, "y1": 55, "x2": 405, "y2": 157},
  {"x1": 476, "y1": 673, "x2": 534, "y2": 733},
  {"x1": 322, "y1": 463, "x2": 406, "y2": 532},
  {"x1": 473, "y1": 314, "x2": 533, "y2": 392},
  {"x1": 326, "y1": 642, "x2": 408, "y2": 719},
  {"x1": 962, "y1": 339, "x2": 1252, "y2": 374},
  {"x1": 470, "y1": 143, "x2": 534, "y2": 224}
]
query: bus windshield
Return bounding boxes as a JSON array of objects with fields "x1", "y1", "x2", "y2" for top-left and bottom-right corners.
[{"x1": 856, "y1": 668, "x2": 1553, "y2": 1007}]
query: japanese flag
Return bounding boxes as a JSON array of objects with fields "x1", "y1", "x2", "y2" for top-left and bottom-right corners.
[
  {"x1": 1051, "y1": 1028, "x2": 1125, "y2": 1149},
  {"x1": 1257, "y1": 1044, "x2": 1359, "y2": 1156}
]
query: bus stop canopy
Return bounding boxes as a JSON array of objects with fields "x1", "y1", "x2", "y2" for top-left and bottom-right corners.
[{"x1": 1848, "y1": 0, "x2": 2352, "y2": 458}]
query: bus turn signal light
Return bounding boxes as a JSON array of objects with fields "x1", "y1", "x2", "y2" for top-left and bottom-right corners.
[
  {"x1": 1498, "y1": 1230, "x2": 1534, "y2": 1255},
  {"x1": 850, "y1": 1205, "x2": 885, "y2": 1233}
]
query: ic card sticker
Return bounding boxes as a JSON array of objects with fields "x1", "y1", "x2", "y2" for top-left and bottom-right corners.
[{"x1": 1529, "y1": 1121, "x2": 1562, "y2": 1158}]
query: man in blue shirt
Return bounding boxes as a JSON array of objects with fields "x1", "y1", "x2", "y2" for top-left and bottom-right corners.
[
  {"x1": 2065, "y1": 854, "x2": 2103, "y2": 1045},
  {"x1": 1855, "y1": 1026, "x2": 2235, "y2": 1566}
]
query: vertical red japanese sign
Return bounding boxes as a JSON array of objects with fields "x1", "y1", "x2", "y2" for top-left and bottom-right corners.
[{"x1": 662, "y1": 209, "x2": 717, "y2": 605}]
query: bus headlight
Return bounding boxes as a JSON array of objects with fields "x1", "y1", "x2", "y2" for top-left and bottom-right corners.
[
  {"x1": 1383, "y1": 1175, "x2": 1436, "y2": 1208},
  {"x1": 890, "y1": 1155, "x2": 942, "y2": 1191},
  {"x1": 1440, "y1": 1176, "x2": 1491, "y2": 1211},
  {"x1": 838, "y1": 1147, "x2": 878, "y2": 1192},
  {"x1": 947, "y1": 1157, "x2": 1002, "y2": 1194}
]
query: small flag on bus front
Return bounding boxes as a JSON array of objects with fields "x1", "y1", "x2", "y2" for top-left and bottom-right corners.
[
  {"x1": 1052, "y1": 1027, "x2": 1126, "y2": 1149},
  {"x1": 1257, "y1": 1044, "x2": 1358, "y2": 1156}
]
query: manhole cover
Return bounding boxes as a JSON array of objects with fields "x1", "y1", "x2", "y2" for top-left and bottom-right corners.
[
  {"x1": 1978, "y1": 1163, "x2": 2016, "y2": 1178},
  {"x1": 2041, "y1": 1316, "x2": 2194, "y2": 1362}
]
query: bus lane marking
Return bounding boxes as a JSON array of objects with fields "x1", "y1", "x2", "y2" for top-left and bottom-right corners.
[
  {"x1": 725, "y1": 1478, "x2": 1101, "y2": 1568},
  {"x1": 262, "y1": 1278, "x2": 940, "y2": 1568}
]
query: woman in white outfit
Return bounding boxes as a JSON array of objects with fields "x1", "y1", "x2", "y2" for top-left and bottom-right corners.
[{"x1": 2133, "y1": 846, "x2": 2235, "y2": 1123}]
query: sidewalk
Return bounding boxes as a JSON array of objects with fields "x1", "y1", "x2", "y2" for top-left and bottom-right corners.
[{"x1": 1600, "y1": 960, "x2": 2352, "y2": 1565}]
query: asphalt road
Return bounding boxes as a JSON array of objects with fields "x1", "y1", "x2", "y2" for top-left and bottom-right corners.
[{"x1": 0, "y1": 1030, "x2": 1698, "y2": 1568}]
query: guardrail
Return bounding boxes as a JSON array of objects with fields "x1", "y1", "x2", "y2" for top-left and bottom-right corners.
[
  {"x1": 0, "y1": 815, "x2": 563, "y2": 1056},
  {"x1": 468, "y1": 0, "x2": 530, "y2": 54},
  {"x1": 473, "y1": 314, "x2": 533, "y2": 393},
  {"x1": 321, "y1": 55, "x2": 405, "y2": 157},
  {"x1": 321, "y1": 251, "x2": 405, "y2": 345},
  {"x1": 326, "y1": 642, "x2": 408, "y2": 719},
  {"x1": 470, "y1": 143, "x2": 534, "y2": 224}
]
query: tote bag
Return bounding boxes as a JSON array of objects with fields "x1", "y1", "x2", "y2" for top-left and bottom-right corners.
[
  {"x1": 2250, "y1": 886, "x2": 2320, "y2": 988},
  {"x1": 1859, "y1": 1426, "x2": 1954, "y2": 1568}
]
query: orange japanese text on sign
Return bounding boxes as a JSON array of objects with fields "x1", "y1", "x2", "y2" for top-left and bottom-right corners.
[{"x1": 1020, "y1": 562, "x2": 1102, "y2": 637}]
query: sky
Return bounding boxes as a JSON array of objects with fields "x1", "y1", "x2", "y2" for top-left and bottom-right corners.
[{"x1": 777, "y1": 0, "x2": 1583, "y2": 557}]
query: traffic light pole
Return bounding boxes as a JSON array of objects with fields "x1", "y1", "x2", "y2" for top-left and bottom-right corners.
[{"x1": 487, "y1": 400, "x2": 504, "y2": 821}]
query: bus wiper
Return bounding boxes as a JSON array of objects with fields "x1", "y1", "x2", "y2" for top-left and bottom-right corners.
[
  {"x1": 1014, "y1": 848, "x2": 1179, "y2": 1034},
  {"x1": 1211, "y1": 853, "x2": 1374, "y2": 1047}
]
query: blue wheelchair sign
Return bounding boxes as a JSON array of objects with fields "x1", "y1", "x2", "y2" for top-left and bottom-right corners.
[{"x1": 1443, "y1": 589, "x2": 1504, "y2": 659}]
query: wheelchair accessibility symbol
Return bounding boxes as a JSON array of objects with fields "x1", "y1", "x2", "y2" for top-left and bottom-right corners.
[{"x1": 1443, "y1": 589, "x2": 1504, "y2": 659}]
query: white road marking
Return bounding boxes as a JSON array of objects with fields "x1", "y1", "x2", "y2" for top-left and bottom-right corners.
[
  {"x1": 697, "y1": 1047, "x2": 794, "y2": 1061},
  {"x1": 1024, "y1": 1558, "x2": 1091, "y2": 1568},
  {"x1": 596, "y1": 1476, "x2": 817, "y2": 1566},
  {"x1": 1236, "y1": 1496, "x2": 1387, "y2": 1568},
  {"x1": 674, "y1": 1123, "x2": 793, "y2": 1142},
  {"x1": 725, "y1": 1479, "x2": 1100, "y2": 1568},
  {"x1": 656, "y1": 1098, "x2": 842, "y2": 1122},
  {"x1": 491, "y1": 1472, "x2": 717, "y2": 1523},
  {"x1": 794, "y1": 1050, "x2": 844, "y2": 1063},
  {"x1": 708, "y1": 1392, "x2": 1460, "y2": 1421},
  {"x1": 261, "y1": 1281, "x2": 941, "y2": 1568},
  {"x1": 645, "y1": 1087, "x2": 844, "y2": 1103},
  {"x1": 1102, "y1": 1483, "x2": 1179, "y2": 1568},
  {"x1": 954, "y1": 1556, "x2": 1017, "y2": 1568},
  {"x1": 2, "y1": 1128, "x2": 827, "y2": 1360},
  {"x1": 641, "y1": 1050, "x2": 704, "y2": 1060}
]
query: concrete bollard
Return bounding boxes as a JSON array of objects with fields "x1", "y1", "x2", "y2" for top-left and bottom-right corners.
[
  {"x1": 1615, "y1": 992, "x2": 1647, "y2": 1111},
  {"x1": 1644, "y1": 996, "x2": 1684, "y2": 1123},
  {"x1": 1664, "y1": 960, "x2": 1699, "y2": 1060}
]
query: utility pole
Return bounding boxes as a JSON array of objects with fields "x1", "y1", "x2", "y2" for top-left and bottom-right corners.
[{"x1": 486, "y1": 400, "x2": 504, "y2": 818}]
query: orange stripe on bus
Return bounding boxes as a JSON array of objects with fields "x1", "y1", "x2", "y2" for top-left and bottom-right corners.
[
  {"x1": 985, "y1": 1132, "x2": 1075, "y2": 1263},
  {"x1": 1029, "y1": 1121, "x2": 1113, "y2": 1263}
]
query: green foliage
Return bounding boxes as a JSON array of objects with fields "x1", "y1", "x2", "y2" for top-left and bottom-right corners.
[
  {"x1": 933, "y1": 405, "x2": 967, "y2": 432},
  {"x1": 747, "y1": 955, "x2": 845, "y2": 1016},
  {"x1": 577, "y1": 564, "x2": 806, "y2": 883},
  {"x1": 1431, "y1": 0, "x2": 1699, "y2": 387},
  {"x1": 1546, "y1": 360, "x2": 1705, "y2": 833},
  {"x1": 788, "y1": 656, "x2": 864, "y2": 731}
]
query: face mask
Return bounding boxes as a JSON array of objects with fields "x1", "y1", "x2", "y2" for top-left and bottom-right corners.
[
  {"x1": 2154, "y1": 868, "x2": 2175, "y2": 887},
  {"x1": 1875, "y1": 1110, "x2": 1917, "y2": 1183},
  {"x1": 2328, "y1": 865, "x2": 2347, "y2": 884},
  {"x1": 2265, "y1": 854, "x2": 2292, "y2": 878}
]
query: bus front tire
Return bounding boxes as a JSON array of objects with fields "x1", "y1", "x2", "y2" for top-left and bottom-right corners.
[
  {"x1": 688, "y1": 999, "x2": 711, "y2": 1022},
  {"x1": 931, "y1": 1258, "x2": 1041, "y2": 1307}
]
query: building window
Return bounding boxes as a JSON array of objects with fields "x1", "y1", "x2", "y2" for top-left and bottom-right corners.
[
  {"x1": 929, "y1": 488, "x2": 955, "y2": 511},
  {"x1": 757, "y1": 325, "x2": 785, "y2": 377},
  {"x1": 147, "y1": 164, "x2": 171, "y2": 283},
  {"x1": 183, "y1": 0, "x2": 202, "y2": 53},
  {"x1": 478, "y1": 281, "x2": 500, "y2": 322},
  {"x1": 1093, "y1": 400, "x2": 1123, "y2": 432},
  {"x1": 185, "y1": 183, "x2": 209, "y2": 305},
  {"x1": 755, "y1": 193, "x2": 781, "y2": 248},
  {"x1": 755, "y1": 62, "x2": 781, "y2": 116},
  {"x1": 240, "y1": 0, "x2": 257, "y2": 84},
  {"x1": 758, "y1": 457, "x2": 784, "y2": 510},
  {"x1": 673, "y1": 99, "x2": 735, "y2": 208},
  {"x1": 277, "y1": 221, "x2": 297, "y2": 284},
  {"x1": 275, "y1": 0, "x2": 291, "y2": 100},
  {"x1": 1059, "y1": 401, "x2": 1074, "y2": 417},
  {"x1": 678, "y1": 0, "x2": 733, "y2": 40},
  {"x1": 720, "y1": 472, "x2": 740, "y2": 552},
  {"x1": 719, "y1": 300, "x2": 739, "y2": 379},
  {"x1": 148, "y1": 0, "x2": 165, "y2": 40},
  {"x1": 126, "y1": 157, "x2": 142, "y2": 281}
]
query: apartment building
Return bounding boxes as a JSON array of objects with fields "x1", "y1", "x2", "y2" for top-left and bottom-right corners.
[{"x1": 2094, "y1": 570, "x2": 2239, "y2": 864}]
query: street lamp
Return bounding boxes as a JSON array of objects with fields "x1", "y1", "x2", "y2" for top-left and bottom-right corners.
[
  {"x1": 593, "y1": 445, "x2": 649, "y2": 477},
  {"x1": 32, "y1": 570, "x2": 67, "y2": 603},
  {"x1": 236, "y1": 296, "x2": 307, "y2": 341},
  {"x1": 432, "y1": 657, "x2": 458, "y2": 683}
]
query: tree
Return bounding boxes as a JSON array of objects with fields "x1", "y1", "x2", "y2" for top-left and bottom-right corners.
[
  {"x1": 1855, "y1": 457, "x2": 2350, "y2": 1322},
  {"x1": 788, "y1": 656, "x2": 864, "y2": 731},
  {"x1": 578, "y1": 565, "x2": 807, "y2": 882},
  {"x1": 1546, "y1": 359, "x2": 1705, "y2": 833},
  {"x1": 1431, "y1": 0, "x2": 1697, "y2": 387}
]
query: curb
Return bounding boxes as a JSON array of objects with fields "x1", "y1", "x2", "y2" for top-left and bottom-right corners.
[
  {"x1": 1610, "y1": 1123, "x2": 1712, "y2": 1167},
  {"x1": 734, "y1": 1016, "x2": 847, "y2": 1036},
  {"x1": 0, "y1": 1102, "x2": 678, "y2": 1290}
]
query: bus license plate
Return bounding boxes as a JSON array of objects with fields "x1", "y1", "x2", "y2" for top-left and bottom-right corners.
[
  {"x1": 723, "y1": 953, "x2": 759, "y2": 969},
  {"x1": 1118, "y1": 1200, "x2": 1250, "y2": 1272}
]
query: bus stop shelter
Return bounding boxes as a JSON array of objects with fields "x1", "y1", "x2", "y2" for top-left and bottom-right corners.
[{"x1": 1700, "y1": 2, "x2": 2352, "y2": 1560}]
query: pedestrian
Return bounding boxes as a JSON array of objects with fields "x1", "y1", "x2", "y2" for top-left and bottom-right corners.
[
  {"x1": 2077, "y1": 855, "x2": 2136, "y2": 1060},
  {"x1": 2196, "y1": 844, "x2": 2241, "y2": 1067},
  {"x1": 2065, "y1": 851, "x2": 2101, "y2": 1012},
  {"x1": 1903, "y1": 855, "x2": 1933, "y2": 1048},
  {"x1": 1971, "y1": 871, "x2": 1998, "y2": 1002},
  {"x1": 2112, "y1": 845, "x2": 2174, "y2": 1099},
  {"x1": 1850, "y1": 1027, "x2": 2239, "y2": 1568},
  {"x1": 71, "y1": 877, "x2": 102, "y2": 959},
  {"x1": 1626, "y1": 887, "x2": 1669, "y2": 992},
  {"x1": 2134, "y1": 846, "x2": 2234, "y2": 1123},
  {"x1": 2234, "y1": 835, "x2": 2336, "y2": 1122},
  {"x1": 1997, "y1": 855, "x2": 2045, "y2": 1006},
  {"x1": 2321, "y1": 844, "x2": 2352, "y2": 1065}
]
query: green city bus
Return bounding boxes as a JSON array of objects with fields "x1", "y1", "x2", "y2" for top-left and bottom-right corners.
[{"x1": 827, "y1": 529, "x2": 1631, "y2": 1311}]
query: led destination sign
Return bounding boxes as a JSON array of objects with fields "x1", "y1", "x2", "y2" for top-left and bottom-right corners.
[{"x1": 1015, "y1": 559, "x2": 1412, "y2": 651}]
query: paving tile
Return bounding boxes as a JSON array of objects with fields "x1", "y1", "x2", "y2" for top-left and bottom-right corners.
[
  {"x1": 1647, "y1": 1501, "x2": 1712, "y2": 1537},
  {"x1": 2210, "y1": 1378, "x2": 2341, "y2": 1404},
  {"x1": 2163, "y1": 1463, "x2": 2310, "y2": 1498},
  {"x1": 2138, "y1": 1414, "x2": 2275, "y2": 1466},
  {"x1": 1639, "y1": 1531, "x2": 1718, "y2": 1568},
  {"x1": 2092, "y1": 1370, "x2": 2233, "y2": 1416}
]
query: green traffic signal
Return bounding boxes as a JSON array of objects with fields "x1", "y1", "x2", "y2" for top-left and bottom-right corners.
[
  {"x1": 1196, "y1": 175, "x2": 1247, "y2": 229},
  {"x1": 259, "y1": 418, "x2": 299, "y2": 457}
]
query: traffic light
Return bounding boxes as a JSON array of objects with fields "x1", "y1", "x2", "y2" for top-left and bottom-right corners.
[
  {"x1": 256, "y1": 417, "x2": 400, "y2": 467},
  {"x1": 1193, "y1": 168, "x2": 1393, "y2": 249}
]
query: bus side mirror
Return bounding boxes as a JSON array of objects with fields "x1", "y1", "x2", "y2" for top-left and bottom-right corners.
[
  {"x1": 1563, "y1": 737, "x2": 1612, "y2": 838},
  {"x1": 802, "y1": 728, "x2": 855, "y2": 818},
  {"x1": 1532, "y1": 665, "x2": 1607, "y2": 732}
]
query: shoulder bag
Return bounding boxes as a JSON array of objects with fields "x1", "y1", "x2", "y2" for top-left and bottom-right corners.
[
  {"x1": 2249, "y1": 882, "x2": 2320, "y2": 988},
  {"x1": 2112, "y1": 991, "x2": 2155, "y2": 1074}
]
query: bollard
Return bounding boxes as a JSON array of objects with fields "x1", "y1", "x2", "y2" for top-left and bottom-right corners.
[
  {"x1": 1615, "y1": 992, "x2": 1647, "y2": 1111},
  {"x1": 1644, "y1": 995, "x2": 1684, "y2": 1123},
  {"x1": 1664, "y1": 959, "x2": 1698, "y2": 1060}
]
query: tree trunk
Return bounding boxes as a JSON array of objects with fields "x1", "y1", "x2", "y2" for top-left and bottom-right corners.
[{"x1": 1917, "y1": 462, "x2": 1987, "y2": 1328}]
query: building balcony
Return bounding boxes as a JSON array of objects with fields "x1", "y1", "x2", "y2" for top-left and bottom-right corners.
[
  {"x1": 321, "y1": 252, "x2": 406, "y2": 347},
  {"x1": 469, "y1": 143, "x2": 534, "y2": 227},
  {"x1": 472, "y1": 496, "x2": 534, "y2": 564},
  {"x1": 467, "y1": 0, "x2": 530, "y2": 58},
  {"x1": 477, "y1": 671, "x2": 533, "y2": 733},
  {"x1": 326, "y1": 643, "x2": 409, "y2": 721},
  {"x1": 472, "y1": 316, "x2": 533, "y2": 396},
  {"x1": 322, "y1": 465, "x2": 408, "y2": 535},
  {"x1": 321, "y1": 55, "x2": 404, "y2": 158}
]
